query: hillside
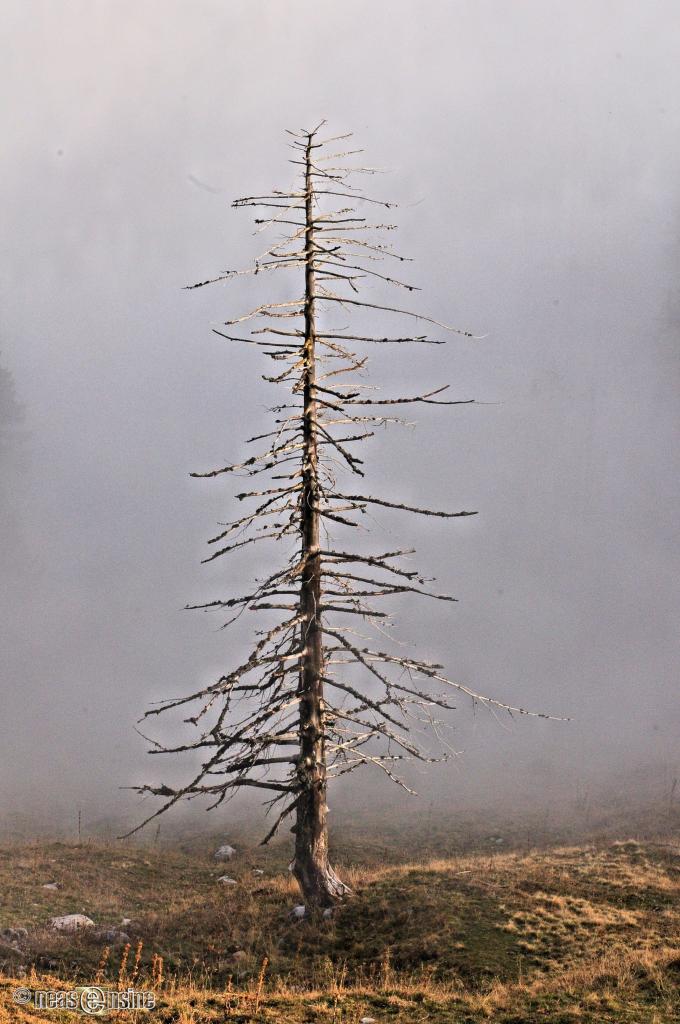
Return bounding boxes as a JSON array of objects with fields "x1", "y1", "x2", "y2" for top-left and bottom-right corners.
[{"x1": 0, "y1": 834, "x2": 678, "y2": 1022}]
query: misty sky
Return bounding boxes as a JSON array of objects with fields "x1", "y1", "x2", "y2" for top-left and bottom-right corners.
[{"x1": 1, "y1": 1, "x2": 679, "y2": 831}]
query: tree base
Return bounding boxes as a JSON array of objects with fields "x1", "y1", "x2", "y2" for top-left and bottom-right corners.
[{"x1": 292, "y1": 857, "x2": 352, "y2": 910}]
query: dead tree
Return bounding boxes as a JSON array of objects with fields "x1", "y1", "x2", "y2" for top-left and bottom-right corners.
[{"x1": 132, "y1": 123, "x2": 557, "y2": 909}]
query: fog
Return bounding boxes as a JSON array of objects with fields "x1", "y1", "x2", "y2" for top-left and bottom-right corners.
[{"x1": 1, "y1": 1, "x2": 679, "y2": 836}]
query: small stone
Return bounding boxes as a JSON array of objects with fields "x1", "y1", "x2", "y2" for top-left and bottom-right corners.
[
  {"x1": 49, "y1": 914, "x2": 95, "y2": 932},
  {"x1": 217, "y1": 875, "x2": 237, "y2": 885},
  {"x1": 121, "y1": 918, "x2": 132, "y2": 926},
  {"x1": 252, "y1": 868, "x2": 264, "y2": 876},
  {"x1": 36, "y1": 955, "x2": 60, "y2": 970},
  {"x1": 214, "y1": 844, "x2": 236, "y2": 861},
  {"x1": 322, "y1": 907, "x2": 333, "y2": 919},
  {"x1": 290, "y1": 904, "x2": 306, "y2": 920},
  {"x1": 96, "y1": 929, "x2": 130, "y2": 944},
  {"x1": 42, "y1": 882, "x2": 59, "y2": 890},
  {"x1": 360, "y1": 1018, "x2": 377, "y2": 1023}
]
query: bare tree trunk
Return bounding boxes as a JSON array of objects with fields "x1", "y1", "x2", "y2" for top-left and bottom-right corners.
[{"x1": 292, "y1": 132, "x2": 349, "y2": 909}]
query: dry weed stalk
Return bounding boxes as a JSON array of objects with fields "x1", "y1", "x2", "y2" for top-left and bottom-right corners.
[
  {"x1": 117, "y1": 941, "x2": 131, "y2": 986},
  {"x1": 253, "y1": 956, "x2": 269, "y2": 1014},
  {"x1": 94, "y1": 945, "x2": 110, "y2": 984},
  {"x1": 151, "y1": 952, "x2": 164, "y2": 989},
  {"x1": 131, "y1": 939, "x2": 143, "y2": 983}
]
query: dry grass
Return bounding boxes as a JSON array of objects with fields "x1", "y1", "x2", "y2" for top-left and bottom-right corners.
[{"x1": 0, "y1": 834, "x2": 679, "y2": 1021}]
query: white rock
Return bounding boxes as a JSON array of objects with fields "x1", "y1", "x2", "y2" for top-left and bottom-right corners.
[
  {"x1": 252, "y1": 869, "x2": 264, "y2": 876},
  {"x1": 360, "y1": 1018, "x2": 377, "y2": 1023},
  {"x1": 121, "y1": 918, "x2": 132, "y2": 926},
  {"x1": 291, "y1": 904, "x2": 306, "y2": 920},
  {"x1": 49, "y1": 914, "x2": 95, "y2": 932},
  {"x1": 42, "y1": 883, "x2": 59, "y2": 891},
  {"x1": 217, "y1": 875, "x2": 237, "y2": 885},
  {"x1": 214, "y1": 844, "x2": 236, "y2": 861},
  {"x1": 322, "y1": 907, "x2": 333, "y2": 919}
]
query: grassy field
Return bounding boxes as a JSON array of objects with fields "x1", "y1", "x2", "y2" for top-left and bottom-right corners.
[{"x1": 0, "y1": 828, "x2": 678, "y2": 1022}]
